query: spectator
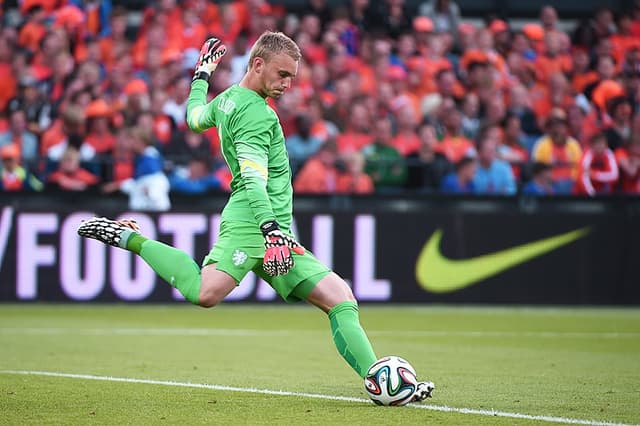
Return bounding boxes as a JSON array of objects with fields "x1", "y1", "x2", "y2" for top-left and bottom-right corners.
[
  {"x1": 418, "y1": 0, "x2": 461, "y2": 37},
  {"x1": 391, "y1": 104, "x2": 421, "y2": 156},
  {"x1": 0, "y1": 109, "x2": 39, "y2": 167},
  {"x1": 7, "y1": 74, "x2": 53, "y2": 137},
  {"x1": 84, "y1": 99, "x2": 116, "y2": 155},
  {"x1": 162, "y1": 76, "x2": 191, "y2": 128},
  {"x1": 335, "y1": 101, "x2": 374, "y2": 153},
  {"x1": 98, "y1": 6, "x2": 131, "y2": 70},
  {"x1": 507, "y1": 84, "x2": 540, "y2": 141},
  {"x1": 17, "y1": 5, "x2": 48, "y2": 52},
  {"x1": 47, "y1": 146, "x2": 99, "y2": 191},
  {"x1": 300, "y1": 0, "x2": 333, "y2": 30},
  {"x1": 335, "y1": 151, "x2": 374, "y2": 194},
  {"x1": 566, "y1": 104, "x2": 588, "y2": 148},
  {"x1": 46, "y1": 52, "x2": 75, "y2": 107},
  {"x1": 615, "y1": 122, "x2": 640, "y2": 194},
  {"x1": 229, "y1": 32, "x2": 251, "y2": 84},
  {"x1": 362, "y1": 117, "x2": 407, "y2": 190},
  {"x1": 604, "y1": 95, "x2": 633, "y2": 151},
  {"x1": 286, "y1": 113, "x2": 324, "y2": 175},
  {"x1": 490, "y1": 19, "x2": 512, "y2": 58},
  {"x1": 121, "y1": 79, "x2": 151, "y2": 126},
  {"x1": 460, "y1": 92, "x2": 481, "y2": 140},
  {"x1": 102, "y1": 127, "x2": 170, "y2": 211},
  {"x1": 583, "y1": 79, "x2": 626, "y2": 143},
  {"x1": 535, "y1": 31, "x2": 573, "y2": 83},
  {"x1": 42, "y1": 104, "x2": 96, "y2": 167},
  {"x1": 499, "y1": 114, "x2": 529, "y2": 180},
  {"x1": 0, "y1": 144, "x2": 43, "y2": 192},
  {"x1": 571, "y1": 46, "x2": 599, "y2": 94},
  {"x1": 440, "y1": 155, "x2": 477, "y2": 194},
  {"x1": 473, "y1": 135, "x2": 517, "y2": 195},
  {"x1": 366, "y1": 0, "x2": 413, "y2": 40},
  {"x1": 169, "y1": 158, "x2": 225, "y2": 194},
  {"x1": 539, "y1": 5, "x2": 559, "y2": 34},
  {"x1": 435, "y1": 103, "x2": 476, "y2": 163},
  {"x1": 0, "y1": 36, "x2": 17, "y2": 113},
  {"x1": 522, "y1": 162, "x2": 555, "y2": 195},
  {"x1": 387, "y1": 66, "x2": 421, "y2": 129},
  {"x1": 163, "y1": 129, "x2": 212, "y2": 170},
  {"x1": 405, "y1": 121, "x2": 451, "y2": 191},
  {"x1": 532, "y1": 108, "x2": 583, "y2": 194},
  {"x1": 593, "y1": 7, "x2": 615, "y2": 40},
  {"x1": 325, "y1": 77, "x2": 356, "y2": 131},
  {"x1": 308, "y1": 97, "x2": 339, "y2": 143},
  {"x1": 574, "y1": 132, "x2": 619, "y2": 196},
  {"x1": 294, "y1": 141, "x2": 340, "y2": 194},
  {"x1": 150, "y1": 90, "x2": 176, "y2": 146}
]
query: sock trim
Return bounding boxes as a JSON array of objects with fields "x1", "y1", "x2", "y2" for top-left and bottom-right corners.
[
  {"x1": 118, "y1": 229, "x2": 136, "y2": 249},
  {"x1": 328, "y1": 301, "x2": 358, "y2": 319}
]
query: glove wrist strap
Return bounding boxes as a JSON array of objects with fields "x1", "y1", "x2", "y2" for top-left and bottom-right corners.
[
  {"x1": 260, "y1": 220, "x2": 279, "y2": 236},
  {"x1": 192, "y1": 71, "x2": 211, "y2": 82}
]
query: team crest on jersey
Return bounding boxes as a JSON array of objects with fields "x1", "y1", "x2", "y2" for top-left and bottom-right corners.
[{"x1": 232, "y1": 249, "x2": 248, "y2": 266}]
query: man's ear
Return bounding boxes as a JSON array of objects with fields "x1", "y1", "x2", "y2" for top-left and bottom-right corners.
[{"x1": 253, "y1": 57, "x2": 264, "y2": 74}]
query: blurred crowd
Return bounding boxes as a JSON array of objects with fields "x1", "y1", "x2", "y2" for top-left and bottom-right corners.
[{"x1": 1, "y1": 0, "x2": 639, "y2": 209}]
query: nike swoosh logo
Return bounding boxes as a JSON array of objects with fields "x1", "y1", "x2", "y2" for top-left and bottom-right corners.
[{"x1": 416, "y1": 227, "x2": 590, "y2": 293}]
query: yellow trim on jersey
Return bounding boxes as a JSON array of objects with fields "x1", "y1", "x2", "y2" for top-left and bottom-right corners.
[
  {"x1": 189, "y1": 105, "x2": 206, "y2": 132},
  {"x1": 240, "y1": 159, "x2": 268, "y2": 180}
]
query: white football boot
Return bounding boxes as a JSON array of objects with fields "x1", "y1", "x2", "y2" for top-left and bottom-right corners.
[
  {"x1": 77, "y1": 217, "x2": 140, "y2": 247},
  {"x1": 412, "y1": 381, "x2": 435, "y2": 402}
]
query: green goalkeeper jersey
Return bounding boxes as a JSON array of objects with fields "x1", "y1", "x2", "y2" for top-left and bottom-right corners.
[{"x1": 186, "y1": 80, "x2": 293, "y2": 229}]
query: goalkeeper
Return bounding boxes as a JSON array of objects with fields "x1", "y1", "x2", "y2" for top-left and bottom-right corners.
[{"x1": 78, "y1": 31, "x2": 433, "y2": 401}]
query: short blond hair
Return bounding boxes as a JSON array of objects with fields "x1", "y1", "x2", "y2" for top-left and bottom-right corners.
[{"x1": 248, "y1": 31, "x2": 301, "y2": 68}]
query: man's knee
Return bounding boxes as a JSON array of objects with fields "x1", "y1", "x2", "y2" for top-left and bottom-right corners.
[
  {"x1": 198, "y1": 264, "x2": 238, "y2": 308},
  {"x1": 198, "y1": 285, "x2": 227, "y2": 308},
  {"x1": 306, "y1": 272, "x2": 357, "y2": 312}
]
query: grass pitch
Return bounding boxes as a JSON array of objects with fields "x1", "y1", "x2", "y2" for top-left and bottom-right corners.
[{"x1": 1, "y1": 304, "x2": 639, "y2": 425}]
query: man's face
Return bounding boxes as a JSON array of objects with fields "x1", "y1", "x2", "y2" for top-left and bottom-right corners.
[
  {"x1": 256, "y1": 53, "x2": 298, "y2": 99},
  {"x1": 549, "y1": 121, "x2": 568, "y2": 143},
  {"x1": 592, "y1": 139, "x2": 607, "y2": 155},
  {"x1": 2, "y1": 157, "x2": 17, "y2": 172}
]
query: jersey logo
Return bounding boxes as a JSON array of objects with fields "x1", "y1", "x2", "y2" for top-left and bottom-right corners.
[{"x1": 218, "y1": 97, "x2": 236, "y2": 114}]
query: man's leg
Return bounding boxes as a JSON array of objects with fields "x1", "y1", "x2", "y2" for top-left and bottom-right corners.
[
  {"x1": 304, "y1": 272, "x2": 377, "y2": 378},
  {"x1": 77, "y1": 217, "x2": 236, "y2": 307},
  {"x1": 304, "y1": 272, "x2": 434, "y2": 401}
]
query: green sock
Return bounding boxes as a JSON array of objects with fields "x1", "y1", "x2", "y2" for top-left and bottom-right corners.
[
  {"x1": 121, "y1": 232, "x2": 201, "y2": 305},
  {"x1": 328, "y1": 301, "x2": 377, "y2": 378}
]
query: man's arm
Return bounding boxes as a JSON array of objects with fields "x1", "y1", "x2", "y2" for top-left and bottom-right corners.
[
  {"x1": 186, "y1": 80, "x2": 217, "y2": 133},
  {"x1": 233, "y1": 106, "x2": 277, "y2": 226},
  {"x1": 186, "y1": 37, "x2": 227, "y2": 133}
]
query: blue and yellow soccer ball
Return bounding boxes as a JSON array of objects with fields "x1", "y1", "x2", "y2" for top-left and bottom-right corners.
[{"x1": 364, "y1": 356, "x2": 418, "y2": 406}]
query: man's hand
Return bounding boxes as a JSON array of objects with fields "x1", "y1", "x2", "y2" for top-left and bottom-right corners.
[
  {"x1": 261, "y1": 221, "x2": 305, "y2": 277},
  {"x1": 193, "y1": 37, "x2": 227, "y2": 82}
]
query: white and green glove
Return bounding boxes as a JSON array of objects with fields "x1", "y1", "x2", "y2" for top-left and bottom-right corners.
[{"x1": 193, "y1": 37, "x2": 227, "y2": 82}]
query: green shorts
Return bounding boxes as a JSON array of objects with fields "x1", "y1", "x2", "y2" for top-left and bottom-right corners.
[{"x1": 202, "y1": 221, "x2": 331, "y2": 303}]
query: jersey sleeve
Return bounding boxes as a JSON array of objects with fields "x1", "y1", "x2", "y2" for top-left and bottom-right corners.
[
  {"x1": 232, "y1": 103, "x2": 277, "y2": 226},
  {"x1": 186, "y1": 80, "x2": 217, "y2": 133}
]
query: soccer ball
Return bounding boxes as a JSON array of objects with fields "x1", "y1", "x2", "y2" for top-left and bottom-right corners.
[{"x1": 364, "y1": 356, "x2": 418, "y2": 406}]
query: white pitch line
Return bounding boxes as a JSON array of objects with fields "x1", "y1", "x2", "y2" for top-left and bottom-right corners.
[
  {"x1": 0, "y1": 327, "x2": 638, "y2": 339},
  {"x1": 0, "y1": 370, "x2": 634, "y2": 426}
]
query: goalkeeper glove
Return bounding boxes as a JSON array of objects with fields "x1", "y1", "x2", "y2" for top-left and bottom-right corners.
[
  {"x1": 261, "y1": 220, "x2": 306, "y2": 277},
  {"x1": 193, "y1": 37, "x2": 227, "y2": 82}
]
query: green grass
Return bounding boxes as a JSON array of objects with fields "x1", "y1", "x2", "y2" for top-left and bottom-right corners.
[{"x1": 1, "y1": 305, "x2": 639, "y2": 425}]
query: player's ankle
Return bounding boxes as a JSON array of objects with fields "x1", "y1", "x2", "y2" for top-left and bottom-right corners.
[{"x1": 120, "y1": 230, "x2": 146, "y2": 253}]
